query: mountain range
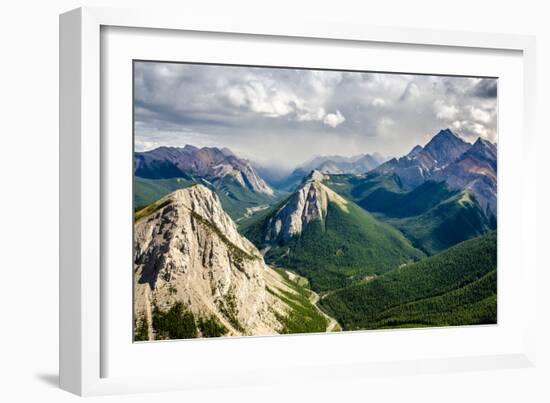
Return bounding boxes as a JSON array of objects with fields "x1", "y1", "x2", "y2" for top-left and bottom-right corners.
[
  {"x1": 375, "y1": 128, "x2": 472, "y2": 189},
  {"x1": 294, "y1": 152, "x2": 387, "y2": 176},
  {"x1": 322, "y1": 173, "x2": 494, "y2": 254},
  {"x1": 135, "y1": 145, "x2": 274, "y2": 195},
  {"x1": 134, "y1": 185, "x2": 329, "y2": 340},
  {"x1": 374, "y1": 128, "x2": 497, "y2": 216},
  {"x1": 277, "y1": 152, "x2": 387, "y2": 191},
  {"x1": 243, "y1": 171, "x2": 425, "y2": 291},
  {"x1": 134, "y1": 145, "x2": 281, "y2": 221},
  {"x1": 133, "y1": 128, "x2": 498, "y2": 339}
]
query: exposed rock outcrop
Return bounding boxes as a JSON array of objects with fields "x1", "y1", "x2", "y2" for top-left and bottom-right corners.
[
  {"x1": 375, "y1": 129, "x2": 472, "y2": 189},
  {"x1": 374, "y1": 129, "x2": 497, "y2": 216},
  {"x1": 432, "y1": 137, "x2": 497, "y2": 215},
  {"x1": 264, "y1": 171, "x2": 348, "y2": 243},
  {"x1": 134, "y1": 185, "x2": 289, "y2": 339}
]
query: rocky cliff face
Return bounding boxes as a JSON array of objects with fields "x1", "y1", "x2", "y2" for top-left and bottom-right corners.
[
  {"x1": 375, "y1": 129, "x2": 471, "y2": 189},
  {"x1": 264, "y1": 171, "x2": 348, "y2": 243},
  {"x1": 211, "y1": 155, "x2": 274, "y2": 196},
  {"x1": 133, "y1": 185, "x2": 290, "y2": 339},
  {"x1": 432, "y1": 137, "x2": 497, "y2": 215},
  {"x1": 374, "y1": 129, "x2": 497, "y2": 216},
  {"x1": 422, "y1": 128, "x2": 471, "y2": 166},
  {"x1": 134, "y1": 145, "x2": 274, "y2": 196}
]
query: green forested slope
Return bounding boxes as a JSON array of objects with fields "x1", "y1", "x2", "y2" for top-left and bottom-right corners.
[
  {"x1": 319, "y1": 232, "x2": 497, "y2": 330},
  {"x1": 134, "y1": 176, "x2": 283, "y2": 222},
  {"x1": 323, "y1": 175, "x2": 492, "y2": 254},
  {"x1": 360, "y1": 180, "x2": 457, "y2": 217},
  {"x1": 245, "y1": 199, "x2": 425, "y2": 292},
  {"x1": 323, "y1": 172, "x2": 403, "y2": 202},
  {"x1": 380, "y1": 191, "x2": 493, "y2": 254}
]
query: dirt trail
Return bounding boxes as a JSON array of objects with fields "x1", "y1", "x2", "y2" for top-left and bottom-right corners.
[
  {"x1": 309, "y1": 290, "x2": 341, "y2": 332},
  {"x1": 281, "y1": 268, "x2": 341, "y2": 332}
]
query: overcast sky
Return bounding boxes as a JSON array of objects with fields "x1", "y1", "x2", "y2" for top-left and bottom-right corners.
[{"x1": 134, "y1": 61, "x2": 497, "y2": 168}]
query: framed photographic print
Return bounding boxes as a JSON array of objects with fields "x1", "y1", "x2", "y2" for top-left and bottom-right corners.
[
  {"x1": 60, "y1": 7, "x2": 537, "y2": 396},
  {"x1": 132, "y1": 60, "x2": 498, "y2": 341}
]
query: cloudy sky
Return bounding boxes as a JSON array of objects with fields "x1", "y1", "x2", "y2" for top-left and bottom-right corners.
[{"x1": 134, "y1": 61, "x2": 497, "y2": 168}]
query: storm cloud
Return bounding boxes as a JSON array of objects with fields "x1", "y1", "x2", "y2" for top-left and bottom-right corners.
[{"x1": 134, "y1": 61, "x2": 497, "y2": 168}]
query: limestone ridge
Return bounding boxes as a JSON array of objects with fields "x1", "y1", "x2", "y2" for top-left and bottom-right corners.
[
  {"x1": 133, "y1": 184, "x2": 290, "y2": 339},
  {"x1": 264, "y1": 170, "x2": 348, "y2": 243}
]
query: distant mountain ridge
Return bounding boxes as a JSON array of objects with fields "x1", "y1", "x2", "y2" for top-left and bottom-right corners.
[
  {"x1": 262, "y1": 170, "x2": 348, "y2": 244},
  {"x1": 431, "y1": 137, "x2": 497, "y2": 215},
  {"x1": 292, "y1": 152, "x2": 386, "y2": 176},
  {"x1": 374, "y1": 129, "x2": 497, "y2": 215},
  {"x1": 271, "y1": 152, "x2": 387, "y2": 192},
  {"x1": 322, "y1": 173, "x2": 494, "y2": 254},
  {"x1": 132, "y1": 127, "x2": 499, "y2": 338},
  {"x1": 135, "y1": 145, "x2": 274, "y2": 196},
  {"x1": 375, "y1": 129, "x2": 471, "y2": 189}
]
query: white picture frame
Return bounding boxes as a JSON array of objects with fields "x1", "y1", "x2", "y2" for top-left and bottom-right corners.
[{"x1": 59, "y1": 6, "x2": 537, "y2": 396}]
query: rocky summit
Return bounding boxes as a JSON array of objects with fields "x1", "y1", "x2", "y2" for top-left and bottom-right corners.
[
  {"x1": 374, "y1": 128, "x2": 497, "y2": 216},
  {"x1": 133, "y1": 184, "x2": 293, "y2": 339},
  {"x1": 432, "y1": 136, "x2": 497, "y2": 215},
  {"x1": 422, "y1": 128, "x2": 471, "y2": 166},
  {"x1": 374, "y1": 128, "x2": 471, "y2": 189},
  {"x1": 264, "y1": 170, "x2": 349, "y2": 243}
]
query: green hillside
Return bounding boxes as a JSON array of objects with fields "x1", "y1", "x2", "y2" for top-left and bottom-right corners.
[
  {"x1": 361, "y1": 180, "x2": 457, "y2": 217},
  {"x1": 324, "y1": 175, "x2": 492, "y2": 254},
  {"x1": 380, "y1": 191, "x2": 492, "y2": 254},
  {"x1": 245, "y1": 197, "x2": 425, "y2": 292},
  {"x1": 134, "y1": 176, "x2": 284, "y2": 222},
  {"x1": 268, "y1": 269, "x2": 329, "y2": 334},
  {"x1": 322, "y1": 172, "x2": 403, "y2": 201},
  {"x1": 319, "y1": 232, "x2": 497, "y2": 330},
  {"x1": 134, "y1": 176, "x2": 194, "y2": 210}
]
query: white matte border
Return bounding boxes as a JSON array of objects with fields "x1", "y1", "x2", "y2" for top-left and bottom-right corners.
[
  {"x1": 102, "y1": 26, "x2": 525, "y2": 376},
  {"x1": 59, "y1": 7, "x2": 537, "y2": 396}
]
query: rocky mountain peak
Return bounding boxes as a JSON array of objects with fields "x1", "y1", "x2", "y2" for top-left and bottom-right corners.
[
  {"x1": 264, "y1": 179, "x2": 348, "y2": 244},
  {"x1": 431, "y1": 136, "x2": 498, "y2": 215},
  {"x1": 133, "y1": 185, "x2": 292, "y2": 339},
  {"x1": 423, "y1": 128, "x2": 471, "y2": 166},
  {"x1": 306, "y1": 169, "x2": 329, "y2": 182},
  {"x1": 183, "y1": 144, "x2": 199, "y2": 152},
  {"x1": 458, "y1": 137, "x2": 497, "y2": 170},
  {"x1": 372, "y1": 152, "x2": 388, "y2": 164},
  {"x1": 220, "y1": 147, "x2": 235, "y2": 157},
  {"x1": 406, "y1": 144, "x2": 423, "y2": 158},
  {"x1": 355, "y1": 153, "x2": 379, "y2": 168},
  {"x1": 471, "y1": 137, "x2": 497, "y2": 154}
]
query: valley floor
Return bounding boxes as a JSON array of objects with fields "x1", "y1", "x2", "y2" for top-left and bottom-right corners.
[
  {"x1": 309, "y1": 290, "x2": 342, "y2": 332},
  {"x1": 283, "y1": 269, "x2": 342, "y2": 333}
]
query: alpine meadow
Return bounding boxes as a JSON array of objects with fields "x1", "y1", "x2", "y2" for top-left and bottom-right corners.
[{"x1": 132, "y1": 61, "x2": 498, "y2": 341}]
